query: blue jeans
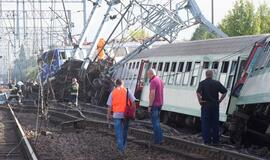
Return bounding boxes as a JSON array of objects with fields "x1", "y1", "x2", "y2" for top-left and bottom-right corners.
[
  {"x1": 151, "y1": 107, "x2": 163, "y2": 144},
  {"x1": 201, "y1": 103, "x2": 219, "y2": 144},
  {"x1": 114, "y1": 118, "x2": 129, "y2": 152}
]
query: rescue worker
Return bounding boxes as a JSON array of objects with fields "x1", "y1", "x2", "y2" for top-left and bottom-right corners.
[
  {"x1": 8, "y1": 80, "x2": 19, "y2": 102},
  {"x1": 97, "y1": 38, "x2": 106, "y2": 61},
  {"x1": 9, "y1": 80, "x2": 18, "y2": 95},
  {"x1": 196, "y1": 70, "x2": 227, "y2": 145},
  {"x1": 147, "y1": 69, "x2": 164, "y2": 145},
  {"x1": 69, "y1": 78, "x2": 79, "y2": 107},
  {"x1": 106, "y1": 79, "x2": 136, "y2": 155}
]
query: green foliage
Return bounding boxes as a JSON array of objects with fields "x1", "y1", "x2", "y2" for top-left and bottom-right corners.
[
  {"x1": 257, "y1": 3, "x2": 270, "y2": 34},
  {"x1": 26, "y1": 67, "x2": 38, "y2": 80},
  {"x1": 13, "y1": 45, "x2": 38, "y2": 81},
  {"x1": 191, "y1": 0, "x2": 270, "y2": 40},
  {"x1": 129, "y1": 29, "x2": 149, "y2": 41},
  {"x1": 220, "y1": 0, "x2": 260, "y2": 36},
  {"x1": 191, "y1": 24, "x2": 217, "y2": 41}
]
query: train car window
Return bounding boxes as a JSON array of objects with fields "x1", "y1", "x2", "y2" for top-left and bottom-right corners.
[
  {"x1": 136, "y1": 62, "x2": 140, "y2": 69},
  {"x1": 158, "y1": 62, "x2": 163, "y2": 71},
  {"x1": 201, "y1": 61, "x2": 210, "y2": 81},
  {"x1": 261, "y1": 42, "x2": 270, "y2": 69},
  {"x1": 183, "y1": 62, "x2": 192, "y2": 85},
  {"x1": 175, "y1": 62, "x2": 184, "y2": 85},
  {"x1": 152, "y1": 62, "x2": 157, "y2": 69},
  {"x1": 219, "y1": 61, "x2": 229, "y2": 85},
  {"x1": 168, "y1": 62, "x2": 177, "y2": 85},
  {"x1": 185, "y1": 62, "x2": 192, "y2": 72},
  {"x1": 171, "y1": 62, "x2": 177, "y2": 72},
  {"x1": 163, "y1": 62, "x2": 170, "y2": 83},
  {"x1": 190, "y1": 62, "x2": 201, "y2": 86},
  {"x1": 124, "y1": 63, "x2": 129, "y2": 79},
  {"x1": 227, "y1": 61, "x2": 237, "y2": 89},
  {"x1": 60, "y1": 51, "x2": 66, "y2": 60},
  {"x1": 157, "y1": 62, "x2": 164, "y2": 77},
  {"x1": 212, "y1": 61, "x2": 219, "y2": 69},
  {"x1": 203, "y1": 62, "x2": 209, "y2": 69},
  {"x1": 267, "y1": 46, "x2": 270, "y2": 68},
  {"x1": 253, "y1": 46, "x2": 267, "y2": 71},
  {"x1": 221, "y1": 61, "x2": 229, "y2": 73},
  {"x1": 178, "y1": 62, "x2": 184, "y2": 72},
  {"x1": 164, "y1": 62, "x2": 170, "y2": 72}
]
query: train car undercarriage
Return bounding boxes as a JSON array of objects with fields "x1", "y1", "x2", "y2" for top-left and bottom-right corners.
[{"x1": 227, "y1": 103, "x2": 270, "y2": 147}]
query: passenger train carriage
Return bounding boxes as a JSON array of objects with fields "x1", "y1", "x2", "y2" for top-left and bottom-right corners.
[{"x1": 113, "y1": 35, "x2": 268, "y2": 124}]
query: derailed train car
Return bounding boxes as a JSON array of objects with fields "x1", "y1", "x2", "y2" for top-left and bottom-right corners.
[
  {"x1": 113, "y1": 35, "x2": 270, "y2": 145},
  {"x1": 228, "y1": 36, "x2": 270, "y2": 145},
  {"x1": 39, "y1": 34, "x2": 270, "y2": 146}
]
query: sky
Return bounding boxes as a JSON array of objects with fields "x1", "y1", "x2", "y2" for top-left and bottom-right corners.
[
  {"x1": 0, "y1": 0, "x2": 269, "y2": 78},
  {"x1": 80, "y1": 0, "x2": 270, "y2": 41}
]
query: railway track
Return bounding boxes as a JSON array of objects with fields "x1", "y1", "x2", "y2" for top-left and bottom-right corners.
[
  {"x1": 19, "y1": 101, "x2": 264, "y2": 160},
  {"x1": 0, "y1": 104, "x2": 38, "y2": 160}
]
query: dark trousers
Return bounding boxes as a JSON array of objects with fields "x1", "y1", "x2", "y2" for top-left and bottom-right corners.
[
  {"x1": 201, "y1": 104, "x2": 219, "y2": 144},
  {"x1": 69, "y1": 95, "x2": 78, "y2": 106}
]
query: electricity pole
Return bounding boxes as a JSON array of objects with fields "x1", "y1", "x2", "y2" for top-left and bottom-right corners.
[{"x1": 211, "y1": 0, "x2": 214, "y2": 24}]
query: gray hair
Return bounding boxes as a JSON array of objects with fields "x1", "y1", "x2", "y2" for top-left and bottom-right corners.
[
  {"x1": 148, "y1": 68, "x2": 157, "y2": 76},
  {"x1": 205, "y1": 70, "x2": 213, "y2": 78}
]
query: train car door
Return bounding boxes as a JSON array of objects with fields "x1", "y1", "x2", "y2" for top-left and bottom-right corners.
[{"x1": 134, "y1": 60, "x2": 149, "y2": 99}]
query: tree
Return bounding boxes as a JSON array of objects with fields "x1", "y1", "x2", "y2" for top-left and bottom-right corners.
[
  {"x1": 191, "y1": 24, "x2": 217, "y2": 41},
  {"x1": 219, "y1": 0, "x2": 260, "y2": 36},
  {"x1": 13, "y1": 45, "x2": 38, "y2": 81},
  {"x1": 257, "y1": 3, "x2": 270, "y2": 34},
  {"x1": 129, "y1": 29, "x2": 149, "y2": 41},
  {"x1": 191, "y1": 0, "x2": 270, "y2": 40}
]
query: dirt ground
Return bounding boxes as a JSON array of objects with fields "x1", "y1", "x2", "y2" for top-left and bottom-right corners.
[{"x1": 16, "y1": 112, "x2": 183, "y2": 160}]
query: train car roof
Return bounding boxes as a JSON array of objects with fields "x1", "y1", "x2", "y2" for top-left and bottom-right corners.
[{"x1": 134, "y1": 34, "x2": 269, "y2": 59}]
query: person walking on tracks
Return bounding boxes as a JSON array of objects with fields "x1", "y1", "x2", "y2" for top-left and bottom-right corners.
[
  {"x1": 196, "y1": 70, "x2": 227, "y2": 145},
  {"x1": 106, "y1": 79, "x2": 136, "y2": 155},
  {"x1": 69, "y1": 78, "x2": 79, "y2": 107},
  {"x1": 147, "y1": 69, "x2": 164, "y2": 145}
]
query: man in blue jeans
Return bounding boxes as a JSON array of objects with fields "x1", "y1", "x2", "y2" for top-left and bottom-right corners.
[
  {"x1": 147, "y1": 69, "x2": 164, "y2": 145},
  {"x1": 196, "y1": 70, "x2": 227, "y2": 145},
  {"x1": 106, "y1": 79, "x2": 136, "y2": 155}
]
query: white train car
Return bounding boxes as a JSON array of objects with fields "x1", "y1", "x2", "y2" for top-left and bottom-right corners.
[{"x1": 113, "y1": 35, "x2": 267, "y2": 123}]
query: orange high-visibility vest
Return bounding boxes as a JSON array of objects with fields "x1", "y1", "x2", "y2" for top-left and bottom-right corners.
[
  {"x1": 97, "y1": 38, "x2": 106, "y2": 60},
  {"x1": 112, "y1": 87, "x2": 128, "y2": 113}
]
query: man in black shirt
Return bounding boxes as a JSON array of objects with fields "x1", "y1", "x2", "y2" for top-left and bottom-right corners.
[{"x1": 196, "y1": 70, "x2": 227, "y2": 145}]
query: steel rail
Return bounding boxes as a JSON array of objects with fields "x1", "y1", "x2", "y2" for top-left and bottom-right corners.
[
  {"x1": 17, "y1": 103, "x2": 264, "y2": 160},
  {"x1": 7, "y1": 104, "x2": 38, "y2": 160}
]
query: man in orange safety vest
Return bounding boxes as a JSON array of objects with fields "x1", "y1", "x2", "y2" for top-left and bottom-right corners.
[{"x1": 106, "y1": 79, "x2": 136, "y2": 156}]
